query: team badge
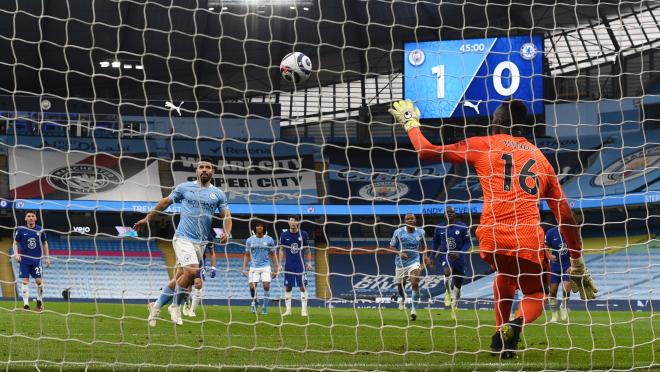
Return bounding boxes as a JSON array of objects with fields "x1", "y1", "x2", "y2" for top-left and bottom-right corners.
[
  {"x1": 209, "y1": 192, "x2": 217, "y2": 200},
  {"x1": 47, "y1": 165, "x2": 122, "y2": 194}
]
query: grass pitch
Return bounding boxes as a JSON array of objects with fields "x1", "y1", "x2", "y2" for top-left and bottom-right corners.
[{"x1": 0, "y1": 301, "x2": 657, "y2": 371}]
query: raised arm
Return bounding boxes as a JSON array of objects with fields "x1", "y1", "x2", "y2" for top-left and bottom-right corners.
[{"x1": 389, "y1": 99, "x2": 481, "y2": 164}]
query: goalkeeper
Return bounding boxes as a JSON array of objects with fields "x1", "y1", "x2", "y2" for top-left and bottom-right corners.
[{"x1": 390, "y1": 99, "x2": 597, "y2": 359}]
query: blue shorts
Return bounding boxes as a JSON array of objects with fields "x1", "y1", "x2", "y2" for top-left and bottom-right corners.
[
  {"x1": 440, "y1": 258, "x2": 465, "y2": 276},
  {"x1": 549, "y1": 264, "x2": 570, "y2": 284},
  {"x1": 284, "y1": 272, "x2": 307, "y2": 288},
  {"x1": 19, "y1": 262, "x2": 42, "y2": 279}
]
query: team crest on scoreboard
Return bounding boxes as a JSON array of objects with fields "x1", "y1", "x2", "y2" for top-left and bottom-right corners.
[
  {"x1": 358, "y1": 182, "x2": 409, "y2": 201},
  {"x1": 592, "y1": 145, "x2": 660, "y2": 187},
  {"x1": 47, "y1": 165, "x2": 123, "y2": 194},
  {"x1": 520, "y1": 42, "x2": 539, "y2": 60},
  {"x1": 408, "y1": 49, "x2": 425, "y2": 66}
]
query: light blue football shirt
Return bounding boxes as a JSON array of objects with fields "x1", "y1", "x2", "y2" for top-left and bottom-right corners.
[
  {"x1": 168, "y1": 181, "x2": 228, "y2": 244},
  {"x1": 245, "y1": 235, "x2": 276, "y2": 269},
  {"x1": 389, "y1": 226, "x2": 425, "y2": 268}
]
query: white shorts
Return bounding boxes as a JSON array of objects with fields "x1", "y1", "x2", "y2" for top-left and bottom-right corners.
[
  {"x1": 395, "y1": 263, "x2": 421, "y2": 284},
  {"x1": 173, "y1": 238, "x2": 204, "y2": 267},
  {"x1": 249, "y1": 267, "x2": 272, "y2": 283}
]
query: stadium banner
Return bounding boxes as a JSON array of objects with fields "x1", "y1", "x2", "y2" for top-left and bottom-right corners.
[
  {"x1": 8, "y1": 148, "x2": 162, "y2": 202},
  {"x1": 562, "y1": 130, "x2": 660, "y2": 197},
  {"x1": 170, "y1": 151, "x2": 318, "y2": 204},
  {"x1": 328, "y1": 250, "x2": 492, "y2": 300},
  {"x1": 5, "y1": 137, "x2": 315, "y2": 157},
  {"x1": 326, "y1": 147, "x2": 451, "y2": 203}
]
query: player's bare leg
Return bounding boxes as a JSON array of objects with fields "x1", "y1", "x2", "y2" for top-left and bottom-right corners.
[
  {"x1": 21, "y1": 277, "x2": 30, "y2": 311},
  {"x1": 409, "y1": 269, "x2": 421, "y2": 321},
  {"x1": 560, "y1": 280, "x2": 571, "y2": 321},
  {"x1": 548, "y1": 282, "x2": 559, "y2": 322}
]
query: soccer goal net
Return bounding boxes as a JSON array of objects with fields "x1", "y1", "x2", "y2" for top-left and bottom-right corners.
[{"x1": 0, "y1": 1, "x2": 658, "y2": 370}]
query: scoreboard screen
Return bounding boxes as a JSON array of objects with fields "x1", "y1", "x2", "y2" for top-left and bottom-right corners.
[{"x1": 404, "y1": 35, "x2": 544, "y2": 119}]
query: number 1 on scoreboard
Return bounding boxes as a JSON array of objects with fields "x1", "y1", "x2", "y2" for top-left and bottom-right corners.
[{"x1": 432, "y1": 65, "x2": 445, "y2": 99}]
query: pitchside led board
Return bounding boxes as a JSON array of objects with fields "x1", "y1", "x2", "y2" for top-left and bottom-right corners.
[{"x1": 404, "y1": 35, "x2": 544, "y2": 119}]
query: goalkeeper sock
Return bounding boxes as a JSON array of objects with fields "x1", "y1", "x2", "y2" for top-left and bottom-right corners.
[
  {"x1": 285, "y1": 291, "x2": 292, "y2": 312},
  {"x1": 519, "y1": 291, "x2": 545, "y2": 324},
  {"x1": 36, "y1": 283, "x2": 44, "y2": 302},
  {"x1": 263, "y1": 290, "x2": 270, "y2": 310},
  {"x1": 493, "y1": 274, "x2": 516, "y2": 331},
  {"x1": 190, "y1": 288, "x2": 202, "y2": 313},
  {"x1": 549, "y1": 297, "x2": 558, "y2": 311},
  {"x1": 301, "y1": 291, "x2": 308, "y2": 313},
  {"x1": 155, "y1": 286, "x2": 175, "y2": 309},
  {"x1": 21, "y1": 283, "x2": 29, "y2": 306}
]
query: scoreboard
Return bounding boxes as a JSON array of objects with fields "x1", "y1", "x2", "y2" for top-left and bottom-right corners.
[{"x1": 404, "y1": 35, "x2": 544, "y2": 120}]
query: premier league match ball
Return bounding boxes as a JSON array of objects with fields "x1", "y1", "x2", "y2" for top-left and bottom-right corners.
[{"x1": 280, "y1": 52, "x2": 312, "y2": 84}]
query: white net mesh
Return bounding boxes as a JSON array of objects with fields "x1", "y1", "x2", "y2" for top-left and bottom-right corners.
[{"x1": 0, "y1": 0, "x2": 658, "y2": 370}]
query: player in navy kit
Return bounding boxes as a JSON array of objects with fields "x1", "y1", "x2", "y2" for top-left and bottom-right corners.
[
  {"x1": 278, "y1": 216, "x2": 312, "y2": 316},
  {"x1": 14, "y1": 210, "x2": 50, "y2": 312},
  {"x1": 430, "y1": 207, "x2": 471, "y2": 319},
  {"x1": 545, "y1": 225, "x2": 572, "y2": 322}
]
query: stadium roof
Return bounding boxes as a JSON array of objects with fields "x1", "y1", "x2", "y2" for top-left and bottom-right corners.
[{"x1": 0, "y1": 0, "x2": 656, "y2": 102}]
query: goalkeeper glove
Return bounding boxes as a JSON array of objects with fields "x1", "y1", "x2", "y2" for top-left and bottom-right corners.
[
  {"x1": 388, "y1": 100, "x2": 421, "y2": 132},
  {"x1": 569, "y1": 257, "x2": 598, "y2": 300},
  {"x1": 210, "y1": 266, "x2": 217, "y2": 279}
]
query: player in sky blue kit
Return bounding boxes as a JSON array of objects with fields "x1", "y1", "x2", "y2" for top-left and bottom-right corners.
[
  {"x1": 546, "y1": 225, "x2": 572, "y2": 322},
  {"x1": 14, "y1": 210, "x2": 50, "y2": 312},
  {"x1": 388, "y1": 213, "x2": 431, "y2": 321},
  {"x1": 242, "y1": 220, "x2": 277, "y2": 315},
  {"x1": 278, "y1": 216, "x2": 312, "y2": 316},
  {"x1": 134, "y1": 160, "x2": 232, "y2": 327},
  {"x1": 182, "y1": 231, "x2": 217, "y2": 318},
  {"x1": 430, "y1": 207, "x2": 471, "y2": 319}
]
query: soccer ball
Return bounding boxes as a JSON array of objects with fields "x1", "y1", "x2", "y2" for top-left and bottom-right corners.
[{"x1": 280, "y1": 52, "x2": 312, "y2": 83}]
